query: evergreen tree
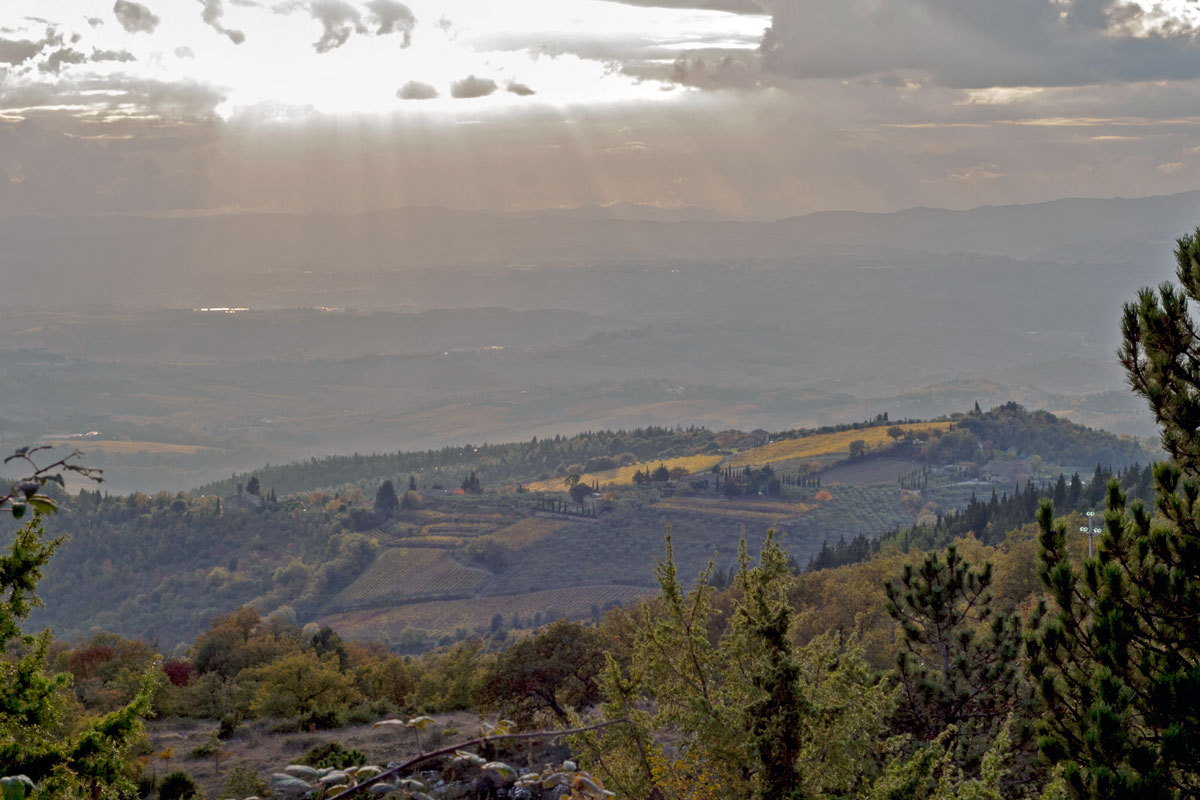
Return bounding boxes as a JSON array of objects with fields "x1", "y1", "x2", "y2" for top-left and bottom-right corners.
[
  {"x1": 373, "y1": 480, "x2": 399, "y2": 517},
  {"x1": 884, "y1": 545, "x2": 1028, "y2": 777},
  {"x1": 1028, "y1": 228, "x2": 1200, "y2": 798}
]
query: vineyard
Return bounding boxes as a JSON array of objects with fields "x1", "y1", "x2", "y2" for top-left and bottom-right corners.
[
  {"x1": 780, "y1": 485, "x2": 916, "y2": 564},
  {"x1": 524, "y1": 454, "x2": 723, "y2": 492},
  {"x1": 319, "y1": 584, "x2": 655, "y2": 639},
  {"x1": 488, "y1": 517, "x2": 566, "y2": 549},
  {"x1": 726, "y1": 421, "x2": 952, "y2": 468},
  {"x1": 328, "y1": 547, "x2": 490, "y2": 610}
]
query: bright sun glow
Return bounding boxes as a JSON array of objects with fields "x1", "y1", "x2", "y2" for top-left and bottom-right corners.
[{"x1": 1, "y1": 0, "x2": 769, "y2": 119}]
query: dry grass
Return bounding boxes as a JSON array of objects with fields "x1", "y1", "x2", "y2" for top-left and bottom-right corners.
[
  {"x1": 147, "y1": 712, "x2": 486, "y2": 800},
  {"x1": 489, "y1": 517, "x2": 565, "y2": 549},
  {"x1": 726, "y1": 422, "x2": 952, "y2": 467},
  {"x1": 321, "y1": 585, "x2": 655, "y2": 639},
  {"x1": 525, "y1": 454, "x2": 723, "y2": 492},
  {"x1": 331, "y1": 548, "x2": 489, "y2": 607}
]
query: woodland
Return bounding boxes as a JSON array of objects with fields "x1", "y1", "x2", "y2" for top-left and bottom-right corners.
[{"x1": 4, "y1": 231, "x2": 1200, "y2": 799}]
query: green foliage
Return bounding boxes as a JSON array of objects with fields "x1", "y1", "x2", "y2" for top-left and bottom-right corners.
[
  {"x1": 954, "y1": 402, "x2": 1148, "y2": 470},
  {"x1": 245, "y1": 651, "x2": 361, "y2": 725},
  {"x1": 585, "y1": 531, "x2": 895, "y2": 800},
  {"x1": 1024, "y1": 228, "x2": 1200, "y2": 799},
  {"x1": 885, "y1": 545, "x2": 1029, "y2": 778},
  {"x1": 373, "y1": 480, "x2": 398, "y2": 518},
  {"x1": 156, "y1": 770, "x2": 198, "y2": 800},
  {"x1": 476, "y1": 620, "x2": 604, "y2": 724},
  {"x1": 0, "y1": 445, "x2": 152, "y2": 800},
  {"x1": 222, "y1": 764, "x2": 269, "y2": 799},
  {"x1": 299, "y1": 740, "x2": 367, "y2": 769}
]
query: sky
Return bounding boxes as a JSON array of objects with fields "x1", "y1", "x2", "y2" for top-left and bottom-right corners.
[{"x1": 3, "y1": 0, "x2": 1200, "y2": 217}]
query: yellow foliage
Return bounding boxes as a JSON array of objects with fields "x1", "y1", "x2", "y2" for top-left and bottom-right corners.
[
  {"x1": 726, "y1": 421, "x2": 952, "y2": 467},
  {"x1": 525, "y1": 454, "x2": 723, "y2": 492},
  {"x1": 648, "y1": 746, "x2": 739, "y2": 800}
]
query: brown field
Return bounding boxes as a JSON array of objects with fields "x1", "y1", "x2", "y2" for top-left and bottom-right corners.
[
  {"x1": 525, "y1": 454, "x2": 724, "y2": 492},
  {"x1": 330, "y1": 548, "x2": 489, "y2": 608},
  {"x1": 726, "y1": 421, "x2": 952, "y2": 467},
  {"x1": 321, "y1": 585, "x2": 655, "y2": 639}
]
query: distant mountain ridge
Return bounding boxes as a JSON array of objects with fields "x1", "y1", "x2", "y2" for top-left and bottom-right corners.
[{"x1": 4, "y1": 190, "x2": 1199, "y2": 290}]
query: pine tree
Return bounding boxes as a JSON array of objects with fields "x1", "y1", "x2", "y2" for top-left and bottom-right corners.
[
  {"x1": 1028, "y1": 228, "x2": 1200, "y2": 798},
  {"x1": 885, "y1": 545, "x2": 1028, "y2": 778}
]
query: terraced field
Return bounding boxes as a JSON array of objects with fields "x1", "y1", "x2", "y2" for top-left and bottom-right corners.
[
  {"x1": 329, "y1": 547, "x2": 489, "y2": 610},
  {"x1": 653, "y1": 496, "x2": 813, "y2": 523},
  {"x1": 489, "y1": 518, "x2": 565, "y2": 549},
  {"x1": 320, "y1": 585, "x2": 655, "y2": 639},
  {"x1": 525, "y1": 454, "x2": 723, "y2": 492},
  {"x1": 727, "y1": 421, "x2": 952, "y2": 468}
]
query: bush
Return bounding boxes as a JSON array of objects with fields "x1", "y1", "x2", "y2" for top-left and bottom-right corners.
[
  {"x1": 300, "y1": 740, "x2": 366, "y2": 769},
  {"x1": 158, "y1": 770, "x2": 199, "y2": 800},
  {"x1": 223, "y1": 765, "x2": 270, "y2": 799}
]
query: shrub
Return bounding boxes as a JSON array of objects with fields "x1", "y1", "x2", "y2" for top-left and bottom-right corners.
[
  {"x1": 158, "y1": 770, "x2": 199, "y2": 800},
  {"x1": 223, "y1": 765, "x2": 269, "y2": 799}
]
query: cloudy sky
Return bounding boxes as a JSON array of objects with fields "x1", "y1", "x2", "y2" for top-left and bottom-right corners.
[{"x1": 3, "y1": 0, "x2": 1200, "y2": 217}]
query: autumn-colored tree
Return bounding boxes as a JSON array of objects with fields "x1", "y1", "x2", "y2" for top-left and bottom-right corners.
[{"x1": 477, "y1": 620, "x2": 604, "y2": 725}]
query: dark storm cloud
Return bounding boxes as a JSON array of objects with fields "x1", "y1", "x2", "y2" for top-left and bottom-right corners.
[
  {"x1": 396, "y1": 80, "x2": 437, "y2": 99},
  {"x1": 199, "y1": 0, "x2": 247, "y2": 44},
  {"x1": 309, "y1": 0, "x2": 367, "y2": 53},
  {"x1": 759, "y1": 0, "x2": 1200, "y2": 89},
  {"x1": 450, "y1": 74, "x2": 497, "y2": 99},
  {"x1": 364, "y1": 0, "x2": 415, "y2": 45},
  {"x1": 112, "y1": 1, "x2": 160, "y2": 34}
]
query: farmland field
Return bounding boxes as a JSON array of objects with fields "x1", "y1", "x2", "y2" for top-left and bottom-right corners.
[
  {"x1": 779, "y1": 485, "x2": 916, "y2": 564},
  {"x1": 727, "y1": 422, "x2": 952, "y2": 467},
  {"x1": 817, "y1": 458, "x2": 918, "y2": 486},
  {"x1": 653, "y1": 496, "x2": 813, "y2": 523},
  {"x1": 525, "y1": 454, "x2": 723, "y2": 491},
  {"x1": 329, "y1": 547, "x2": 489, "y2": 609},
  {"x1": 320, "y1": 584, "x2": 655, "y2": 639},
  {"x1": 489, "y1": 517, "x2": 566, "y2": 549}
]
